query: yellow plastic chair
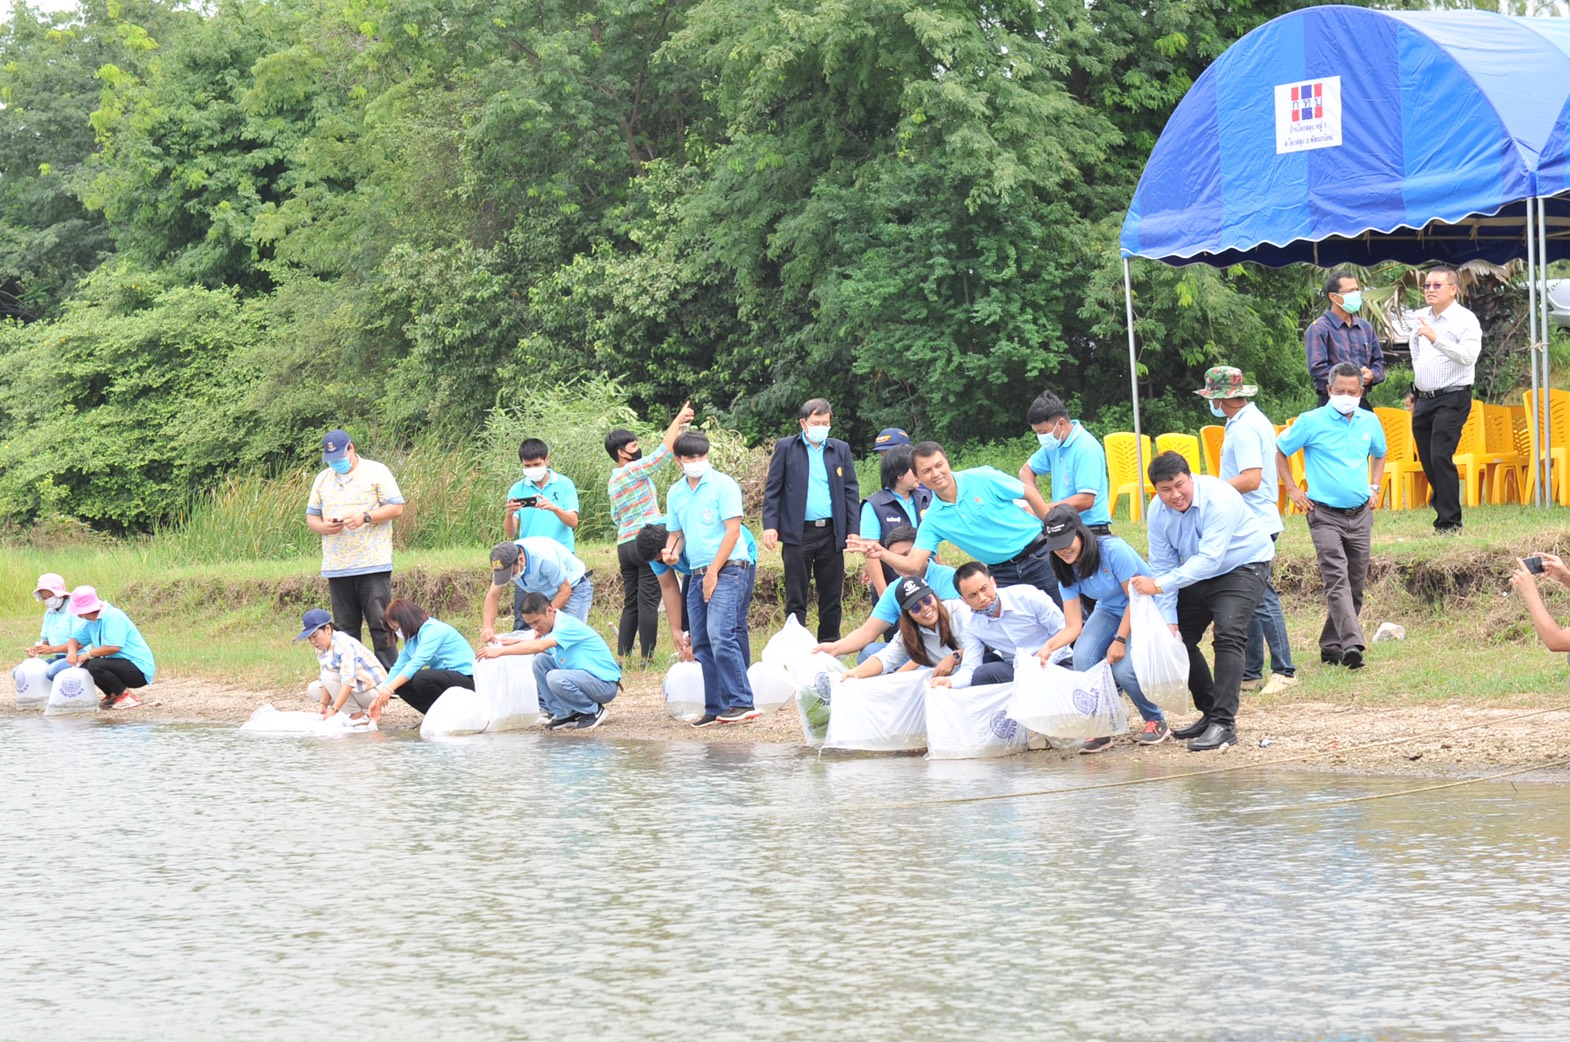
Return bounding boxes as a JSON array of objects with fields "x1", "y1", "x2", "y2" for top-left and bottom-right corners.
[
  {"x1": 1271, "y1": 420, "x2": 1305, "y2": 514},
  {"x1": 1372, "y1": 406, "x2": 1422, "y2": 510},
  {"x1": 1155, "y1": 432, "x2": 1202, "y2": 477},
  {"x1": 1521, "y1": 389, "x2": 1570, "y2": 506},
  {"x1": 1449, "y1": 402, "x2": 1492, "y2": 508},
  {"x1": 1200, "y1": 425, "x2": 1225, "y2": 476},
  {"x1": 1481, "y1": 403, "x2": 1525, "y2": 505},
  {"x1": 1104, "y1": 432, "x2": 1154, "y2": 521}
]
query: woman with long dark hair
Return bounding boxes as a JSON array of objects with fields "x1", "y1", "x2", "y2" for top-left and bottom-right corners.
[
  {"x1": 1044, "y1": 504, "x2": 1169, "y2": 750},
  {"x1": 837, "y1": 577, "x2": 961, "y2": 680},
  {"x1": 367, "y1": 598, "x2": 477, "y2": 719}
]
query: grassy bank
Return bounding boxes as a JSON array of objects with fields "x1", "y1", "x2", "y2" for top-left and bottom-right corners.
[{"x1": 2, "y1": 505, "x2": 1569, "y2": 704}]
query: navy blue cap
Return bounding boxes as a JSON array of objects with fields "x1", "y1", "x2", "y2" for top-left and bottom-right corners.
[
  {"x1": 294, "y1": 608, "x2": 333, "y2": 641},
  {"x1": 873, "y1": 428, "x2": 911, "y2": 452},
  {"x1": 321, "y1": 429, "x2": 351, "y2": 463}
]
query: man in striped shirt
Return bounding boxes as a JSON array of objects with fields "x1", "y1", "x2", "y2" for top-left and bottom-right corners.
[{"x1": 604, "y1": 400, "x2": 695, "y2": 665}]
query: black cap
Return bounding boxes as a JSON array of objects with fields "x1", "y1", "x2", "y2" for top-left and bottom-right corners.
[
  {"x1": 895, "y1": 576, "x2": 936, "y2": 614},
  {"x1": 1043, "y1": 504, "x2": 1080, "y2": 551}
]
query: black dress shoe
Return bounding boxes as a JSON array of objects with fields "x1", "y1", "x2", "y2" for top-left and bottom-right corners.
[
  {"x1": 1321, "y1": 649, "x2": 1342, "y2": 665},
  {"x1": 1186, "y1": 723, "x2": 1237, "y2": 752},
  {"x1": 1341, "y1": 647, "x2": 1364, "y2": 669},
  {"x1": 1171, "y1": 716, "x2": 1210, "y2": 740}
]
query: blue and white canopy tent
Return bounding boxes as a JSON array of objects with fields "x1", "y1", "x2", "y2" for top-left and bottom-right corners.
[{"x1": 1119, "y1": 6, "x2": 1570, "y2": 503}]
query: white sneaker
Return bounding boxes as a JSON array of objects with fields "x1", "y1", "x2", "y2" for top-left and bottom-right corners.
[{"x1": 1260, "y1": 673, "x2": 1299, "y2": 696}]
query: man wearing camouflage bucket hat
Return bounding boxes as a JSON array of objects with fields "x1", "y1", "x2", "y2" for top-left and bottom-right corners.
[{"x1": 1196, "y1": 366, "x2": 1297, "y2": 697}]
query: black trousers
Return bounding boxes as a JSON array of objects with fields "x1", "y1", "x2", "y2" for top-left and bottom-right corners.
[
  {"x1": 400, "y1": 669, "x2": 475, "y2": 715},
  {"x1": 1411, "y1": 388, "x2": 1470, "y2": 531},
  {"x1": 989, "y1": 542, "x2": 1063, "y2": 608},
  {"x1": 85, "y1": 657, "x2": 148, "y2": 697},
  {"x1": 1176, "y1": 561, "x2": 1268, "y2": 730},
  {"x1": 616, "y1": 540, "x2": 663, "y2": 658},
  {"x1": 329, "y1": 571, "x2": 396, "y2": 670},
  {"x1": 782, "y1": 523, "x2": 845, "y2": 641}
]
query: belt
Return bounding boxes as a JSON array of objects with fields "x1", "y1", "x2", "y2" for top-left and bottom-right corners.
[
  {"x1": 805, "y1": 519, "x2": 832, "y2": 528},
  {"x1": 689, "y1": 560, "x2": 754, "y2": 577},
  {"x1": 1309, "y1": 500, "x2": 1367, "y2": 517},
  {"x1": 1000, "y1": 536, "x2": 1049, "y2": 566},
  {"x1": 1086, "y1": 524, "x2": 1112, "y2": 536},
  {"x1": 1413, "y1": 384, "x2": 1471, "y2": 400}
]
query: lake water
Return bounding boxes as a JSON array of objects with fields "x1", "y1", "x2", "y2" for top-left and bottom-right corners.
[{"x1": 4, "y1": 715, "x2": 1568, "y2": 1041}]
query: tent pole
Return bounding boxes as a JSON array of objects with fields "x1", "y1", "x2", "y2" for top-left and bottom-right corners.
[
  {"x1": 1528, "y1": 200, "x2": 1544, "y2": 507},
  {"x1": 1123, "y1": 256, "x2": 1146, "y2": 495},
  {"x1": 1540, "y1": 196, "x2": 1554, "y2": 507}
]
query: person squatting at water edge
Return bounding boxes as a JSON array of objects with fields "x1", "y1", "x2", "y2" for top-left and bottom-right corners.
[
  {"x1": 816, "y1": 524, "x2": 959, "y2": 665},
  {"x1": 366, "y1": 599, "x2": 476, "y2": 720},
  {"x1": 295, "y1": 607, "x2": 387, "y2": 725},
  {"x1": 1043, "y1": 504, "x2": 1172, "y2": 751},
  {"x1": 64, "y1": 585, "x2": 157, "y2": 710},
  {"x1": 858, "y1": 441, "x2": 1064, "y2": 607},
  {"x1": 478, "y1": 592, "x2": 622, "y2": 731},
  {"x1": 1130, "y1": 452, "x2": 1274, "y2": 752},
  {"x1": 825, "y1": 576, "x2": 964, "y2": 686},
  {"x1": 22, "y1": 573, "x2": 75, "y2": 682},
  {"x1": 932, "y1": 562, "x2": 1072, "y2": 689}
]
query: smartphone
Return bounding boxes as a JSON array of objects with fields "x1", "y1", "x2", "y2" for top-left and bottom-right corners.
[
  {"x1": 516, "y1": 496, "x2": 540, "y2": 509},
  {"x1": 1524, "y1": 556, "x2": 1545, "y2": 574}
]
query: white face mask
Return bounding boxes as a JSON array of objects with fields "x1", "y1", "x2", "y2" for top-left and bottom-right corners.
[
  {"x1": 683, "y1": 460, "x2": 711, "y2": 479},
  {"x1": 44, "y1": 595, "x2": 65, "y2": 611},
  {"x1": 522, "y1": 466, "x2": 548, "y2": 483},
  {"x1": 1328, "y1": 394, "x2": 1360, "y2": 416},
  {"x1": 803, "y1": 424, "x2": 830, "y2": 445}
]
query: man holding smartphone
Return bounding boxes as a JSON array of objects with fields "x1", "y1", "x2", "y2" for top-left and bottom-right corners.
[
  {"x1": 504, "y1": 438, "x2": 580, "y2": 551},
  {"x1": 305, "y1": 428, "x2": 406, "y2": 669}
]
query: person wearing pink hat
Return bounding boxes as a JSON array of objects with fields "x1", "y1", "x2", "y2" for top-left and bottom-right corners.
[
  {"x1": 64, "y1": 585, "x2": 156, "y2": 710},
  {"x1": 23, "y1": 573, "x2": 75, "y2": 681}
]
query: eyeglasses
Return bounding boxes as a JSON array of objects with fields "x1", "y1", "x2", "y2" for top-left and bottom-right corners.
[
  {"x1": 907, "y1": 594, "x2": 938, "y2": 612},
  {"x1": 1422, "y1": 281, "x2": 1452, "y2": 290}
]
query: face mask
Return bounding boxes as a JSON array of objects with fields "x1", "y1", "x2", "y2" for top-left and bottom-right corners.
[
  {"x1": 1036, "y1": 423, "x2": 1065, "y2": 451},
  {"x1": 1339, "y1": 291, "x2": 1363, "y2": 314},
  {"x1": 46, "y1": 595, "x2": 65, "y2": 610},
  {"x1": 329, "y1": 457, "x2": 352, "y2": 475},
  {"x1": 1329, "y1": 394, "x2": 1360, "y2": 416},
  {"x1": 624, "y1": 449, "x2": 643, "y2": 463},
  {"x1": 804, "y1": 425, "x2": 830, "y2": 445},
  {"x1": 523, "y1": 466, "x2": 547, "y2": 483},
  {"x1": 683, "y1": 460, "x2": 710, "y2": 479},
  {"x1": 1209, "y1": 403, "x2": 1226, "y2": 419}
]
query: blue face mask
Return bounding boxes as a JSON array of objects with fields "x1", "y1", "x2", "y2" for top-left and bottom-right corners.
[
  {"x1": 329, "y1": 457, "x2": 352, "y2": 475},
  {"x1": 1210, "y1": 403, "x2": 1226, "y2": 419}
]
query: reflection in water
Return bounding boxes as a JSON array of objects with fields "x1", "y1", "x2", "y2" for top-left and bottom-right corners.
[{"x1": 3, "y1": 717, "x2": 1568, "y2": 1041}]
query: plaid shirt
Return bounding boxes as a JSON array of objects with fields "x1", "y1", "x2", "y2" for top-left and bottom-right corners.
[
  {"x1": 1304, "y1": 310, "x2": 1385, "y2": 392},
  {"x1": 318, "y1": 631, "x2": 386, "y2": 693},
  {"x1": 607, "y1": 442, "x2": 672, "y2": 544}
]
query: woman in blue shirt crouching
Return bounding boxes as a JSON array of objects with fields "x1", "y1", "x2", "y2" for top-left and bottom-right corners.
[{"x1": 367, "y1": 598, "x2": 476, "y2": 719}]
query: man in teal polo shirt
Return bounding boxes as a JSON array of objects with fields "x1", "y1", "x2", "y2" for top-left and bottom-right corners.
[
  {"x1": 1019, "y1": 391, "x2": 1112, "y2": 533},
  {"x1": 504, "y1": 437, "x2": 581, "y2": 552},
  {"x1": 1276, "y1": 363, "x2": 1387, "y2": 671},
  {"x1": 481, "y1": 537, "x2": 593, "y2": 640},
  {"x1": 478, "y1": 592, "x2": 621, "y2": 730},
  {"x1": 862, "y1": 441, "x2": 1061, "y2": 606}
]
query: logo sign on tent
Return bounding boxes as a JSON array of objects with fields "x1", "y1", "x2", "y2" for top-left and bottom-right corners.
[{"x1": 1275, "y1": 75, "x2": 1342, "y2": 154}]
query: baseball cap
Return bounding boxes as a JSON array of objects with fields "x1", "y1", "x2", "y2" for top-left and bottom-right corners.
[
  {"x1": 321, "y1": 428, "x2": 352, "y2": 463},
  {"x1": 1043, "y1": 504, "x2": 1081, "y2": 551},
  {"x1": 294, "y1": 608, "x2": 333, "y2": 641},
  {"x1": 490, "y1": 541, "x2": 522, "y2": 586},
  {"x1": 895, "y1": 576, "x2": 936, "y2": 615},
  {"x1": 874, "y1": 428, "x2": 912, "y2": 452}
]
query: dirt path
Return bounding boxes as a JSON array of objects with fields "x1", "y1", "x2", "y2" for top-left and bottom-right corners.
[{"x1": 14, "y1": 672, "x2": 1569, "y2": 782}]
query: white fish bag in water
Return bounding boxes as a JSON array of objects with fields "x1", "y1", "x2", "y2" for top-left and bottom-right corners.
[
  {"x1": 762, "y1": 615, "x2": 847, "y2": 747},
  {"x1": 823, "y1": 670, "x2": 928, "y2": 753},
  {"x1": 474, "y1": 654, "x2": 543, "y2": 730},
  {"x1": 240, "y1": 704, "x2": 378, "y2": 735},
  {"x1": 43, "y1": 666, "x2": 99, "y2": 715},
  {"x1": 925, "y1": 682, "x2": 1028, "y2": 760},
  {"x1": 1127, "y1": 589, "x2": 1191, "y2": 714},
  {"x1": 14, "y1": 658, "x2": 51, "y2": 710},
  {"x1": 662, "y1": 660, "x2": 706, "y2": 723},
  {"x1": 746, "y1": 661, "x2": 794, "y2": 714},
  {"x1": 1007, "y1": 654, "x2": 1127, "y2": 740},
  {"x1": 419, "y1": 686, "x2": 491, "y2": 738}
]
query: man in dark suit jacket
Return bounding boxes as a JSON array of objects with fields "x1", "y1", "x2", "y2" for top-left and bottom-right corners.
[{"x1": 762, "y1": 398, "x2": 861, "y2": 641}]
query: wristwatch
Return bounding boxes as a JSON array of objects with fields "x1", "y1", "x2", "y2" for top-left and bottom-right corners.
[
  {"x1": 1113, "y1": 635, "x2": 1128, "y2": 645},
  {"x1": 363, "y1": 511, "x2": 373, "y2": 525}
]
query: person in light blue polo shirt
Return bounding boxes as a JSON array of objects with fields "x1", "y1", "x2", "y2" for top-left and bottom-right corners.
[
  {"x1": 1020, "y1": 391, "x2": 1112, "y2": 531},
  {"x1": 504, "y1": 437, "x2": 580, "y2": 552},
  {"x1": 65, "y1": 585, "x2": 156, "y2": 710},
  {"x1": 1276, "y1": 362, "x2": 1387, "y2": 672},
  {"x1": 634, "y1": 522, "x2": 758, "y2": 664},
  {"x1": 366, "y1": 598, "x2": 477, "y2": 719},
  {"x1": 664, "y1": 430, "x2": 757, "y2": 727},
  {"x1": 481, "y1": 537, "x2": 593, "y2": 641},
  {"x1": 479, "y1": 592, "x2": 622, "y2": 731},
  {"x1": 1130, "y1": 451, "x2": 1274, "y2": 752},
  {"x1": 817, "y1": 524, "x2": 956, "y2": 664},
  {"x1": 864, "y1": 441, "x2": 1061, "y2": 605},
  {"x1": 1199, "y1": 365, "x2": 1296, "y2": 696}
]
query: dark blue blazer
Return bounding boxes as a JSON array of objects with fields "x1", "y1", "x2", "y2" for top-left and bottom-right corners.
[{"x1": 761, "y1": 435, "x2": 860, "y2": 549}]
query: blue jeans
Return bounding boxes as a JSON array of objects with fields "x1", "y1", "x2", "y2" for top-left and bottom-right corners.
[
  {"x1": 1243, "y1": 564, "x2": 1295, "y2": 681},
  {"x1": 688, "y1": 564, "x2": 755, "y2": 715},
  {"x1": 532, "y1": 651, "x2": 619, "y2": 719},
  {"x1": 857, "y1": 641, "x2": 886, "y2": 665},
  {"x1": 44, "y1": 657, "x2": 71, "y2": 680},
  {"x1": 515, "y1": 577, "x2": 594, "y2": 624},
  {"x1": 989, "y1": 542, "x2": 1063, "y2": 608},
  {"x1": 1073, "y1": 602, "x2": 1163, "y2": 723}
]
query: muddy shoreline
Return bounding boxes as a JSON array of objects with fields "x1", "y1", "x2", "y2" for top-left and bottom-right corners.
[{"x1": 13, "y1": 672, "x2": 1568, "y2": 783}]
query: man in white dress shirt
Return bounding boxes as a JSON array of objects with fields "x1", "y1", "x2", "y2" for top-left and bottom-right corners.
[{"x1": 1408, "y1": 265, "x2": 1481, "y2": 534}]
